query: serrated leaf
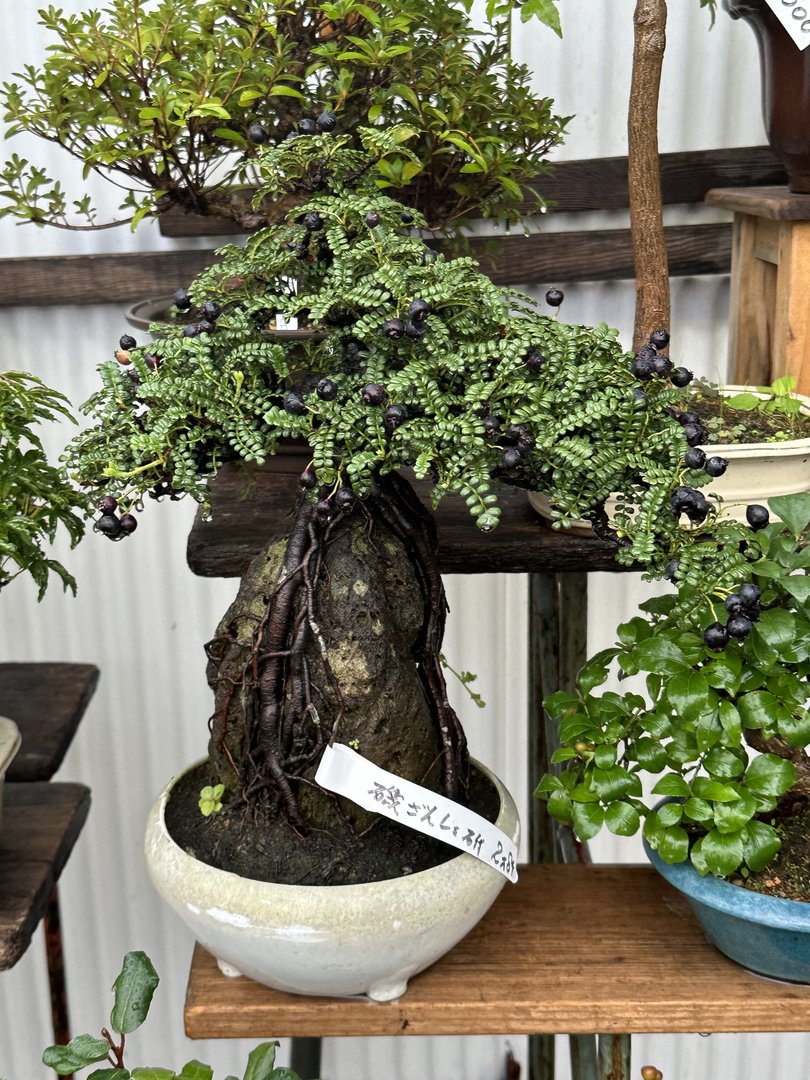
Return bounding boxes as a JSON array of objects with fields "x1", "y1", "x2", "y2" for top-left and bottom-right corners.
[{"x1": 110, "y1": 952, "x2": 159, "y2": 1035}]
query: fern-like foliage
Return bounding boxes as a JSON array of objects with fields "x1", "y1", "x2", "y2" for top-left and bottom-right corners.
[{"x1": 67, "y1": 127, "x2": 699, "y2": 567}]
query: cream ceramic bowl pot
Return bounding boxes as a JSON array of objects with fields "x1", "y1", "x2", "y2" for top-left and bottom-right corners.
[
  {"x1": 0, "y1": 716, "x2": 21, "y2": 830},
  {"x1": 145, "y1": 758, "x2": 519, "y2": 1001}
]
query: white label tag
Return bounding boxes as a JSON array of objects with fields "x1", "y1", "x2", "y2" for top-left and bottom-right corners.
[
  {"x1": 315, "y1": 743, "x2": 518, "y2": 882},
  {"x1": 764, "y1": 0, "x2": 810, "y2": 49}
]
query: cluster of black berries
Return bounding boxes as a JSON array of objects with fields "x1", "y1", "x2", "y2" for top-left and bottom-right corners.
[
  {"x1": 94, "y1": 496, "x2": 138, "y2": 541},
  {"x1": 248, "y1": 110, "x2": 338, "y2": 146},
  {"x1": 478, "y1": 413, "x2": 533, "y2": 470},
  {"x1": 298, "y1": 467, "x2": 356, "y2": 522},
  {"x1": 173, "y1": 291, "x2": 223, "y2": 338},
  {"x1": 379, "y1": 298, "x2": 431, "y2": 342},
  {"x1": 704, "y1": 582, "x2": 762, "y2": 651},
  {"x1": 114, "y1": 333, "x2": 161, "y2": 381}
]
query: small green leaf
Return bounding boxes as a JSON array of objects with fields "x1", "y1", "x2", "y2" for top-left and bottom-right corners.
[
  {"x1": 713, "y1": 787, "x2": 757, "y2": 833},
  {"x1": 701, "y1": 828, "x2": 745, "y2": 876},
  {"x1": 43, "y1": 1036, "x2": 111, "y2": 1074},
  {"x1": 110, "y1": 952, "x2": 160, "y2": 1035},
  {"x1": 666, "y1": 669, "x2": 710, "y2": 722},
  {"x1": 651, "y1": 775, "x2": 690, "y2": 798},
  {"x1": 604, "y1": 801, "x2": 640, "y2": 836},
  {"x1": 744, "y1": 753, "x2": 797, "y2": 797},
  {"x1": 769, "y1": 492, "x2": 810, "y2": 539},
  {"x1": 656, "y1": 824, "x2": 689, "y2": 864},
  {"x1": 742, "y1": 819, "x2": 782, "y2": 871},
  {"x1": 242, "y1": 1041, "x2": 279, "y2": 1080},
  {"x1": 571, "y1": 801, "x2": 605, "y2": 840}
]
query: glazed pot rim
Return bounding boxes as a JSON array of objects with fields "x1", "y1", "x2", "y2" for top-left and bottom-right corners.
[
  {"x1": 700, "y1": 385, "x2": 810, "y2": 456},
  {"x1": 152, "y1": 755, "x2": 518, "y2": 894},
  {"x1": 643, "y1": 801, "x2": 810, "y2": 931}
]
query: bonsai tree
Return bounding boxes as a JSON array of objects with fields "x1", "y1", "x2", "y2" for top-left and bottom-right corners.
[
  {"x1": 538, "y1": 492, "x2": 810, "y2": 886},
  {"x1": 0, "y1": 369, "x2": 87, "y2": 598},
  {"x1": 65, "y1": 123, "x2": 695, "y2": 885},
  {"x1": 1, "y1": 0, "x2": 568, "y2": 234}
]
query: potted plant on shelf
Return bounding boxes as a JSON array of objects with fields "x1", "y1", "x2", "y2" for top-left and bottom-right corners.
[
  {"x1": 0, "y1": 369, "x2": 88, "y2": 825},
  {"x1": 538, "y1": 491, "x2": 810, "y2": 982},
  {"x1": 43, "y1": 950, "x2": 306, "y2": 1080},
  {"x1": 0, "y1": 0, "x2": 567, "y2": 237},
  {"x1": 65, "y1": 123, "x2": 695, "y2": 999}
]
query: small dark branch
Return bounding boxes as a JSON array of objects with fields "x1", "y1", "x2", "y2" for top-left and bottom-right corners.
[
  {"x1": 628, "y1": 0, "x2": 670, "y2": 350},
  {"x1": 744, "y1": 729, "x2": 810, "y2": 796}
]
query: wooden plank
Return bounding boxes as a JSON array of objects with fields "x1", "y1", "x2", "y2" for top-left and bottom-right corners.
[
  {"x1": 183, "y1": 863, "x2": 810, "y2": 1039},
  {"x1": 157, "y1": 146, "x2": 785, "y2": 235},
  {"x1": 706, "y1": 185, "x2": 810, "y2": 221},
  {"x1": 0, "y1": 223, "x2": 731, "y2": 309},
  {"x1": 185, "y1": 460, "x2": 625, "y2": 579},
  {"x1": 1, "y1": 663, "x2": 100, "y2": 782},
  {"x1": 0, "y1": 782, "x2": 91, "y2": 970}
]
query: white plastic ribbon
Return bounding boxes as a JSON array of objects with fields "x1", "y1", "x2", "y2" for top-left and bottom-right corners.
[
  {"x1": 315, "y1": 743, "x2": 518, "y2": 882},
  {"x1": 764, "y1": 0, "x2": 810, "y2": 49}
]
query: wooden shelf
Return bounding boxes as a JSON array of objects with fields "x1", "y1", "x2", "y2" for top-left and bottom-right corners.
[
  {"x1": 186, "y1": 460, "x2": 625, "y2": 578},
  {"x1": 1, "y1": 663, "x2": 100, "y2": 782},
  {"x1": 184, "y1": 864, "x2": 810, "y2": 1039},
  {"x1": 0, "y1": 782, "x2": 91, "y2": 970}
]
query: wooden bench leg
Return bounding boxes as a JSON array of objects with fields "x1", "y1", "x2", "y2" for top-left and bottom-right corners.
[
  {"x1": 289, "y1": 1036, "x2": 322, "y2": 1079},
  {"x1": 44, "y1": 884, "x2": 73, "y2": 1078}
]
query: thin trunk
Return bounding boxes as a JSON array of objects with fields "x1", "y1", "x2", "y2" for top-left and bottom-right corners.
[{"x1": 628, "y1": 0, "x2": 670, "y2": 350}]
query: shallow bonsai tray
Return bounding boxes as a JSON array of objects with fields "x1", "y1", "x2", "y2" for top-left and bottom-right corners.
[{"x1": 184, "y1": 863, "x2": 810, "y2": 1038}]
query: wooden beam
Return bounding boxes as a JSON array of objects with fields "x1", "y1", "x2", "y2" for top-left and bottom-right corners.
[
  {"x1": 0, "y1": 223, "x2": 731, "y2": 308},
  {"x1": 157, "y1": 145, "x2": 785, "y2": 236}
]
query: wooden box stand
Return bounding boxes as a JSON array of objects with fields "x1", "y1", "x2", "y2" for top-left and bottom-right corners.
[{"x1": 706, "y1": 186, "x2": 810, "y2": 394}]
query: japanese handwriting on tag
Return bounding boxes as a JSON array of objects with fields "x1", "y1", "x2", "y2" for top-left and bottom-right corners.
[{"x1": 316, "y1": 744, "x2": 519, "y2": 882}]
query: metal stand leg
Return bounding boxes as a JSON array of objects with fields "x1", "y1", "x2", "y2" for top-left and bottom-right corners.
[
  {"x1": 289, "y1": 1036, "x2": 322, "y2": 1079},
  {"x1": 598, "y1": 1034, "x2": 632, "y2": 1080},
  {"x1": 44, "y1": 885, "x2": 72, "y2": 1079}
]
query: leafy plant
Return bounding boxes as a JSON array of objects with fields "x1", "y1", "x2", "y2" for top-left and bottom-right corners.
[
  {"x1": 63, "y1": 125, "x2": 697, "y2": 884},
  {"x1": 537, "y1": 491, "x2": 810, "y2": 882},
  {"x1": 0, "y1": 370, "x2": 87, "y2": 598},
  {"x1": 1, "y1": 0, "x2": 568, "y2": 233},
  {"x1": 688, "y1": 376, "x2": 810, "y2": 444},
  {"x1": 42, "y1": 951, "x2": 305, "y2": 1080}
]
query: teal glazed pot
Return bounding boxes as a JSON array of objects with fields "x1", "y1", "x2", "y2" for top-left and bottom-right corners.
[{"x1": 644, "y1": 836, "x2": 810, "y2": 983}]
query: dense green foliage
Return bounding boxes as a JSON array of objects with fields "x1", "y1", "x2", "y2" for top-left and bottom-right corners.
[
  {"x1": 42, "y1": 951, "x2": 302, "y2": 1079},
  {"x1": 1, "y1": 0, "x2": 568, "y2": 232},
  {"x1": 0, "y1": 371, "x2": 87, "y2": 598},
  {"x1": 538, "y1": 492, "x2": 810, "y2": 880},
  {"x1": 65, "y1": 127, "x2": 694, "y2": 567}
]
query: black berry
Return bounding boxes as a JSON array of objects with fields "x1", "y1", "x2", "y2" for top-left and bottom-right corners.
[
  {"x1": 334, "y1": 487, "x2": 356, "y2": 511},
  {"x1": 184, "y1": 323, "x2": 202, "y2": 338},
  {"x1": 98, "y1": 495, "x2": 118, "y2": 513},
  {"x1": 738, "y1": 583, "x2": 761, "y2": 607},
  {"x1": 632, "y1": 356, "x2": 655, "y2": 381},
  {"x1": 524, "y1": 346, "x2": 546, "y2": 372},
  {"x1": 665, "y1": 558, "x2": 679, "y2": 582},
  {"x1": 119, "y1": 513, "x2": 138, "y2": 535},
  {"x1": 726, "y1": 614, "x2": 754, "y2": 639},
  {"x1": 724, "y1": 593, "x2": 744, "y2": 615},
  {"x1": 119, "y1": 334, "x2": 136, "y2": 350},
  {"x1": 545, "y1": 288, "x2": 564, "y2": 307},
  {"x1": 303, "y1": 212, "x2": 323, "y2": 232},
  {"x1": 682, "y1": 422, "x2": 709, "y2": 447},
  {"x1": 501, "y1": 447, "x2": 522, "y2": 469},
  {"x1": 651, "y1": 354, "x2": 673, "y2": 377},
  {"x1": 201, "y1": 301, "x2": 221, "y2": 322},
  {"x1": 362, "y1": 383, "x2": 386, "y2": 406},
  {"x1": 365, "y1": 211, "x2": 381, "y2": 229},
  {"x1": 400, "y1": 211, "x2": 414, "y2": 224},
  {"x1": 316, "y1": 378, "x2": 338, "y2": 401},
  {"x1": 248, "y1": 122, "x2": 269, "y2": 144},
  {"x1": 633, "y1": 388, "x2": 648, "y2": 410},
  {"x1": 381, "y1": 318, "x2": 405, "y2": 339},
  {"x1": 283, "y1": 391, "x2": 307, "y2": 415},
  {"x1": 298, "y1": 118, "x2": 317, "y2": 135},
  {"x1": 299, "y1": 468, "x2": 318, "y2": 490},
  {"x1": 649, "y1": 328, "x2": 670, "y2": 349},
  {"x1": 704, "y1": 456, "x2": 728, "y2": 478},
  {"x1": 483, "y1": 415, "x2": 502, "y2": 437},
  {"x1": 174, "y1": 289, "x2": 192, "y2": 311},
  {"x1": 404, "y1": 320, "x2": 428, "y2": 339},
  {"x1": 704, "y1": 622, "x2": 729, "y2": 652},
  {"x1": 746, "y1": 504, "x2": 770, "y2": 531},
  {"x1": 670, "y1": 366, "x2": 693, "y2": 388},
  {"x1": 96, "y1": 513, "x2": 122, "y2": 539},
  {"x1": 407, "y1": 298, "x2": 430, "y2": 322},
  {"x1": 384, "y1": 404, "x2": 406, "y2": 429},
  {"x1": 315, "y1": 110, "x2": 337, "y2": 132},
  {"x1": 684, "y1": 447, "x2": 706, "y2": 469}
]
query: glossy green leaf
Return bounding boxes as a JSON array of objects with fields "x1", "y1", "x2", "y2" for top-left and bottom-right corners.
[
  {"x1": 604, "y1": 801, "x2": 640, "y2": 836},
  {"x1": 769, "y1": 492, "x2": 810, "y2": 538},
  {"x1": 666, "y1": 669, "x2": 710, "y2": 721},
  {"x1": 571, "y1": 801, "x2": 605, "y2": 840},
  {"x1": 656, "y1": 824, "x2": 689, "y2": 864},
  {"x1": 742, "y1": 819, "x2": 782, "y2": 871},
  {"x1": 744, "y1": 753, "x2": 797, "y2": 796},
  {"x1": 43, "y1": 1036, "x2": 110, "y2": 1073},
  {"x1": 713, "y1": 787, "x2": 756, "y2": 833},
  {"x1": 242, "y1": 1041, "x2": 279, "y2": 1080},
  {"x1": 701, "y1": 828, "x2": 744, "y2": 876},
  {"x1": 651, "y1": 775, "x2": 690, "y2": 798},
  {"x1": 110, "y1": 952, "x2": 160, "y2": 1035}
]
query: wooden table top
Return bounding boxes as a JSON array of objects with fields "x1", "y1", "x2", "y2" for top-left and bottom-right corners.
[
  {"x1": 184, "y1": 863, "x2": 810, "y2": 1039},
  {"x1": 0, "y1": 782, "x2": 91, "y2": 970},
  {"x1": 0, "y1": 662, "x2": 100, "y2": 783},
  {"x1": 186, "y1": 459, "x2": 624, "y2": 579}
]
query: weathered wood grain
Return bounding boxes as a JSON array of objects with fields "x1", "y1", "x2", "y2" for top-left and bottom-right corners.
[
  {"x1": 185, "y1": 460, "x2": 626, "y2": 578},
  {"x1": 184, "y1": 863, "x2": 810, "y2": 1038},
  {"x1": 0, "y1": 783, "x2": 91, "y2": 970},
  {"x1": 2, "y1": 663, "x2": 100, "y2": 782}
]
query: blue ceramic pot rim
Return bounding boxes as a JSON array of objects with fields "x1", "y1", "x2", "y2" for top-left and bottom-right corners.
[{"x1": 643, "y1": 802, "x2": 810, "y2": 932}]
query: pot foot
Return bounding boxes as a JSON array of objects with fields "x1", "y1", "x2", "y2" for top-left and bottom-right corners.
[
  {"x1": 216, "y1": 957, "x2": 243, "y2": 978},
  {"x1": 366, "y1": 966, "x2": 417, "y2": 1002}
]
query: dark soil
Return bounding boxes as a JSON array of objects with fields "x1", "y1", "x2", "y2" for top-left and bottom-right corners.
[
  {"x1": 688, "y1": 390, "x2": 810, "y2": 445},
  {"x1": 166, "y1": 758, "x2": 501, "y2": 886},
  {"x1": 730, "y1": 798, "x2": 810, "y2": 902}
]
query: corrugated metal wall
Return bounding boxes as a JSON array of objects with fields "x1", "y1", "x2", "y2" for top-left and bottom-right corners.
[{"x1": 1, "y1": 3, "x2": 807, "y2": 1079}]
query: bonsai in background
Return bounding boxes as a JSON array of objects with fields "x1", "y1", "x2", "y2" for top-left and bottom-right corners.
[
  {"x1": 0, "y1": 370, "x2": 87, "y2": 598},
  {"x1": 1, "y1": 0, "x2": 568, "y2": 233},
  {"x1": 43, "y1": 950, "x2": 304, "y2": 1080},
  {"x1": 66, "y1": 124, "x2": 692, "y2": 886},
  {"x1": 538, "y1": 492, "x2": 810, "y2": 886}
]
